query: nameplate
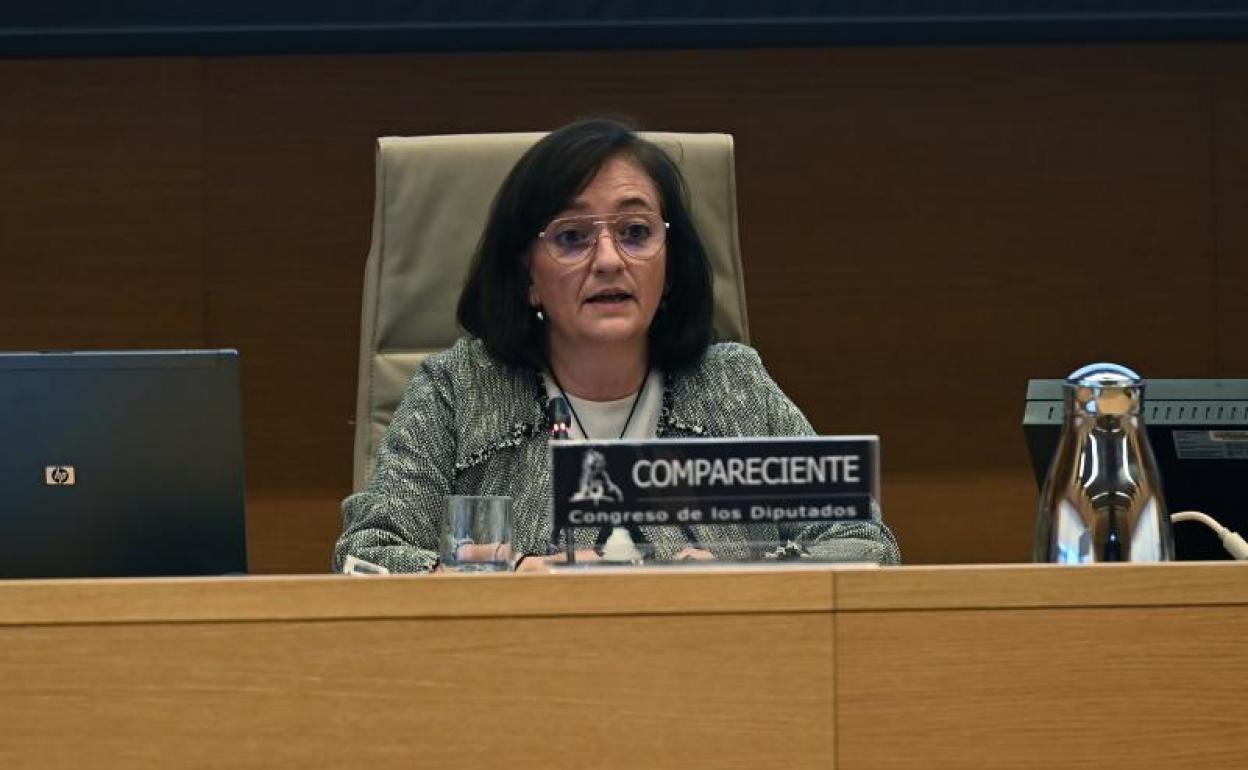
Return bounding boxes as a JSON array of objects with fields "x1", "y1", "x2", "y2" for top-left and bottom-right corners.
[{"x1": 550, "y1": 436, "x2": 879, "y2": 533}]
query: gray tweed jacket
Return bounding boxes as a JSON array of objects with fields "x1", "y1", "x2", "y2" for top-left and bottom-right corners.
[{"x1": 333, "y1": 337, "x2": 900, "y2": 572}]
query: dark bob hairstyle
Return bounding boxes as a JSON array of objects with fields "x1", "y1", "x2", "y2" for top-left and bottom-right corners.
[{"x1": 456, "y1": 118, "x2": 714, "y2": 372}]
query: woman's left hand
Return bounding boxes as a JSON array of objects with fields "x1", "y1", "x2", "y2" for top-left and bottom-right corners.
[{"x1": 674, "y1": 547, "x2": 716, "y2": 561}]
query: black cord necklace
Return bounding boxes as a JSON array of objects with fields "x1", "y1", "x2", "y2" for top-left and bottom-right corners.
[{"x1": 549, "y1": 365, "x2": 651, "y2": 440}]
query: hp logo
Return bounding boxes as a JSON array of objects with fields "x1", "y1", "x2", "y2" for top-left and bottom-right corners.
[{"x1": 45, "y1": 466, "x2": 76, "y2": 486}]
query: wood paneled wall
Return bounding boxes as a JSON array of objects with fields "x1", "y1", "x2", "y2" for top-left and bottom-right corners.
[{"x1": 2, "y1": 44, "x2": 1245, "y2": 571}]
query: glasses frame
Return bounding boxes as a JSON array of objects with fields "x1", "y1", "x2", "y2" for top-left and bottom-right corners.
[{"x1": 537, "y1": 211, "x2": 670, "y2": 266}]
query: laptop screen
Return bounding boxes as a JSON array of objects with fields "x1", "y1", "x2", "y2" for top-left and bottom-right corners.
[{"x1": 0, "y1": 350, "x2": 247, "y2": 578}]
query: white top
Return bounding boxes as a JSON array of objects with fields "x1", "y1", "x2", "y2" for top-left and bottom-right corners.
[{"x1": 542, "y1": 369, "x2": 664, "y2": 441}]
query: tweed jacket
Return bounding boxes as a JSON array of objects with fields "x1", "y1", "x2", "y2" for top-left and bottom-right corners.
[{"x1": 333, "y1": 337, "x2": 900, "y2": 572}]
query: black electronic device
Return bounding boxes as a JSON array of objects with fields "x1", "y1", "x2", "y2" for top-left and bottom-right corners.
[
  {"x1": 1024, "y1": 379, "x2": 1248, "y2": 561},
  {"x1": 0, "y1": 350, "x2": 247, "y2": 578}
]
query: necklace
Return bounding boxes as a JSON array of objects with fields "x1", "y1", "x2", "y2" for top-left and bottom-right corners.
[{"x1": 549, "y1": 366, "x2": 650, "y2": 440}]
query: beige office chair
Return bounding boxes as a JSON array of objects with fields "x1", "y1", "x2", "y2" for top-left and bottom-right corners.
[{"x1": 352, "y1": 132, "x2": 750, "y2": 491}]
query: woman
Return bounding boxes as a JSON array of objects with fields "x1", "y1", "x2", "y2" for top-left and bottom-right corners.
[{"x1": 333, "y1": 118, "x2": 899, "y2": 572}]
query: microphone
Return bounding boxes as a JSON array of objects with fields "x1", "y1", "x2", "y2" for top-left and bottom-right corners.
[
  {"x1": 547, "y1": 395, "x2": 573, "y2": 441},
  {"x1": 546, "y1": 395, "x2": 575, "y2": 562}
]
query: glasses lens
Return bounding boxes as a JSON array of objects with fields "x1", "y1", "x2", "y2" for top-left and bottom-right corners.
[
  {"x1": 612, "y1": 213, "x2": 664, "y2": 259},
  {"x1": 544, "y1": 219, "x2": 596, "y2": 263}
]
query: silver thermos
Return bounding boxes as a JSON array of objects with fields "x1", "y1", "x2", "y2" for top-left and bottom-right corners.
[{"x1": 1035, "y1": 363, "x2": 1174, "y2": 563}]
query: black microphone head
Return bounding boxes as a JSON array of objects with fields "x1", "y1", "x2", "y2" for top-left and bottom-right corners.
[{"x1": 548, "y1": 396, "x2": 573, "y2": 440}]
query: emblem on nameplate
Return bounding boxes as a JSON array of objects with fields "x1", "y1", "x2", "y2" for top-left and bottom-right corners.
[{"x1": 570, "y1": 449, "x2": 624, "y2": 505}]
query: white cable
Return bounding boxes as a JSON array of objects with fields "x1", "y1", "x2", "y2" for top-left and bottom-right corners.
[
  {"x1": 1170, "y1": 510, "x2": 1248, "y2": 560},
  {"x1": 1171, "y1": 510, "x2": 1225, "y2": 531}
]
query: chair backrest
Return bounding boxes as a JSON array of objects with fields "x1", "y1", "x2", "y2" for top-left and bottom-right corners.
[{"x1": 353, "y1": 131, "x2": 749, "y2": 490}]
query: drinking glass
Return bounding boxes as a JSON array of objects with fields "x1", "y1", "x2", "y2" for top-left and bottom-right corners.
[{"x1": 439, "y1": 496, "x2": 513, "y2": 572}]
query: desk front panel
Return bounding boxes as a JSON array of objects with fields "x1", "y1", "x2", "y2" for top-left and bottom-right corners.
[
  {"x1": 0, "y1": 572, "x2": 836, "y2": 770},
  {"x1": 836, "y1": 565, "x2": 1248, "y2": 769}
]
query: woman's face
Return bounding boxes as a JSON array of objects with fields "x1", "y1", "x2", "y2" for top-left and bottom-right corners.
[{"x1": 528, "y1": 155, "x2": 668, "y2": 359}]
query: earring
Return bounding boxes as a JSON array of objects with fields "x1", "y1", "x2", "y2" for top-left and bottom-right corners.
[{"x1": 535, "y1": 308, "x2": 545, "y2": 322}]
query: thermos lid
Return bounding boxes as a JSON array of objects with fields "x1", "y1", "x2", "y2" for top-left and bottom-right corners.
[{"x1": 1065, "y1": 362, "x2": 1143, "y2": 416}]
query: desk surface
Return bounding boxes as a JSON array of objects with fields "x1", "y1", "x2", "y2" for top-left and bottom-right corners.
[
  {"x1": 2, "y1": 561, "x2": 1243, "y2": 624},
  {"x1": 2, "y1": 563, "x2": 1245, "y2": 769}
]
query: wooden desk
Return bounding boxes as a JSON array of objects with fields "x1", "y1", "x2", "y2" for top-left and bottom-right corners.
[
  {"x1": 0, "y1": 563, "x2": 1244, "y2": 769},
  {"x1": 835, "y1": 563, "x2": 1248, "y2": 769}
]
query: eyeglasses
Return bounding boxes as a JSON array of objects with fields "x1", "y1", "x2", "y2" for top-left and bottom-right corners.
[{"x1": 537, "y1": 211, "x2": 669, "y2": 265}]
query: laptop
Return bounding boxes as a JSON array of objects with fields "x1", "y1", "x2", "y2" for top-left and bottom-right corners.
[{"x1": 0, "y1": 350, "x2": 247, "y2": 578}]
